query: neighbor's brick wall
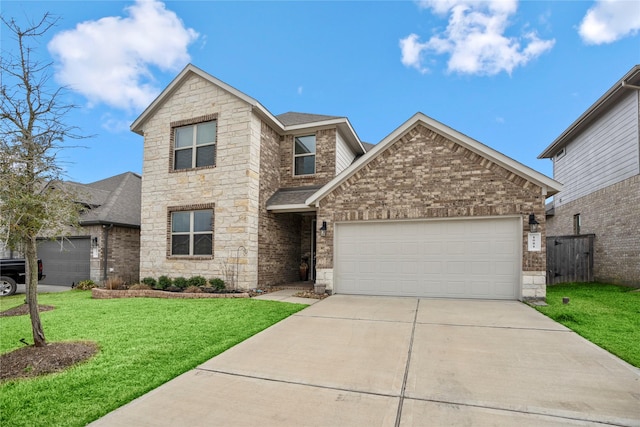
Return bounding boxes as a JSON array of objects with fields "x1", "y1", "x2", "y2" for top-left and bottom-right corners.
[
  {"x1": 317, "y1": 123, "x2": 547, "y2": 290},
  {"x1": 105, "y1": 226, "x2": 140, "y2": 284},
  {"x1": 257, "y1": 121, "x2": 302, "y2": 286},
  {"x1": 547, "y1": 174, "x2": 639, "y2": 285},
  {"x1": 138, "y1": 72, "x2": 258, "y2": 287},
  {"x1": 279, "y1": 128, "x2": 336, "y2": 188}
]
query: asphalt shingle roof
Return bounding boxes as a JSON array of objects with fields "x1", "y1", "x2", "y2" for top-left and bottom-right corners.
[
  {"x1": 57, "y1": 172, "x2": 141, "y2": 227},
  {"x1": 276, "y1": 112, "x2": 343, "y2": 126},
  {"x1": 266, "y1": 186, "x2": 322, "y2": 207}
]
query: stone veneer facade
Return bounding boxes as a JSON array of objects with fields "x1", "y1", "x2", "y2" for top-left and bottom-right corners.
[
  {"x1": 546, "y1": 174, "x2": 639, "y2": 286},
  {"x1": 315, "y1": 124, "x2": 548, "y2": 300},
  {"x1": 139, "y1": 73, "x2": 259, "y2": 288}
]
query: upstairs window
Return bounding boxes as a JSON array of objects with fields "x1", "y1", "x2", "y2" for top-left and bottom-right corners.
[
  {"x1": 294, "y1": 135, "x2": 316, "y2": 176},
  {"x1": 174, "y1": 121, "x2": 217, "y2": 170},
  {"x1": 171, "y1": 209, "x2": 213, "y2": 256}
]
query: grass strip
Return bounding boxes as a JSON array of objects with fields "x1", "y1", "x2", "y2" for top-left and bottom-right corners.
[
  {"x1": 0, "y1": 291, "x2": 306, "y2": 426},
  {"x1": 537, "y1": 282, "x2": 640, "y2": 367}
]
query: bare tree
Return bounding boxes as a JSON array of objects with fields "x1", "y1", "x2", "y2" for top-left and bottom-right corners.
[{"x1": 1, "y1": 13, "x2": 83, "y2": 346}]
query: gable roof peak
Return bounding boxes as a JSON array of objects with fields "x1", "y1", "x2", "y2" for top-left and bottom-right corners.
[
  {"x1": 306, "y1": 112, "x2": 561, "y2": 206},
  {"x1": 130, "y1": 63, "x2": 281, "y2": 135}
]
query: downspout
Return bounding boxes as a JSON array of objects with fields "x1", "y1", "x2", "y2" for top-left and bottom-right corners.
[{"x1": 102, "y1": 224, "x2": 113, "y2": 282}]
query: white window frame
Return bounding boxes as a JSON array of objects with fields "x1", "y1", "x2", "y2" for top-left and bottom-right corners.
[
  {"x1": 293, "y1": 134, "x2": 316, "y2": 176},
  {"x1": 174, "y1": 121, "x2": 217, "y2": 170}
]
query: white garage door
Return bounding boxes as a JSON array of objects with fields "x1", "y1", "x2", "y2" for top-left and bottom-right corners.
[{"x1": 335, "y1": 218, "x2": 520, "y2": 299}]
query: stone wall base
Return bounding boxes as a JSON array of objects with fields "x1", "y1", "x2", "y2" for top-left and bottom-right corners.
[
  {"x1": 521, "y1": 271, "x2": 547, "y2": 302},
  {"x1": 92, "y1": 288, "x2": 249, "y2": 299},
  {"x1": 316, "y1": 269, "x2": 334, "y2": 292}
]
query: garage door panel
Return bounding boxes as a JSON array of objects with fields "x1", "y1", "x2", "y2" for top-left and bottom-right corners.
[
  {"x1": 335, "y1": 218, "x2": 520, "y2": 300},
  {"x1": 471, "y1": 262, "x2": 490, "y2": 275},
  {"x1": 37, "y1": 238, "x2": 90, "y2": 286},
  {"x1": 471, "y1": 280, "x2": 491, "y2": 295}
]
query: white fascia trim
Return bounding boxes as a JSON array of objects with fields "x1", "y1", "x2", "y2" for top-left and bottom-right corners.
[
  {"x1": 131, "y1": 63, "x2": 285, "y2": 135},
  {"x1": 306, "y1": 112, "x2": 562, "y2": 206},
  {"x1": 266, "y1": 204, "x2": 316, "y2": 213}
]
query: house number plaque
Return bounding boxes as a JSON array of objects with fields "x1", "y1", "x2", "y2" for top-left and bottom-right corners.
[{"x1": 528, "y1": 232, "x2": 541, "y2": 252}]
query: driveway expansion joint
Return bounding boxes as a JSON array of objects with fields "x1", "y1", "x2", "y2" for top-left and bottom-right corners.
[
  {"x1": 295, "y1": 314, "x2": 415, "y2": 324},
  {"x1": 194, "y1": 367, "x2": 400, "y2": 400},
  {"x1": 416, "y1": 321, "x2": 573, "y2": 332},
  {"x1": 395, "y1": 299, "x2": 420, "y2": 427}
]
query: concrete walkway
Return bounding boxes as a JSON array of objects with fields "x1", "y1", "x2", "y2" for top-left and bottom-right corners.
[
  {"x1": 90, "y1": 295, "x2": 640, "y2": 427},
  {"x1": 252, "y1": 288, "x2": 322, "y2": 305}
]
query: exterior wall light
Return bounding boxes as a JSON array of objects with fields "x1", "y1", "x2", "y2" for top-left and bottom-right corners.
[
  {"x1": 528, "y1": 213, "x2": 539, "y2": 233},
  {"x1": 319, "y1": 221, "x2": 327, "y2": 237}
]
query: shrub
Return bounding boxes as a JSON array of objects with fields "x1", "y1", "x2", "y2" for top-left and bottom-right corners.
[
  {"x1": 105, "y1": 276, "x2": 127, "y2": 290},
  {"x1": 173, "y1": 277, "x2": 188, "y2": 289},
  {"x1": 141, "y1": 277, "x2": 157, "y2": 288},
  {"x1": 209, "y1": 278, "x2": 225, "y2": 291},
  {"x1": 157, "y1": 276, "x2": 172, "y2": 290},
  {"x1": 188, "y1": 276, "x2": 207, "y2": 288},
  {"x1": 129, "y1": 283, "x2": 152, "y2": 290},
  {"x1": 184, "y1": 285, "x2": 203, "y2": 293},
  {"x1": 75, "y1": 280, "x2": 97, "y2": 290}
]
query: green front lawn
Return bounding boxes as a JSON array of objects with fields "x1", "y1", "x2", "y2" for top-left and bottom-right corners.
[
  {"x1": 537, "y1": 282, "x2": 640, "y2": 367},
  {"x1": 0, "y1": 291, "x2": 307, "y2": 427}
]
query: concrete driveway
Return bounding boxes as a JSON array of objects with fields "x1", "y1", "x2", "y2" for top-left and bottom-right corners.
[
  {"x1": 12, "y1": 283, "x2": 72, "y2": 295},
  {"x1": 91, "y1": 295, "x2": 640, "y2": 427}
]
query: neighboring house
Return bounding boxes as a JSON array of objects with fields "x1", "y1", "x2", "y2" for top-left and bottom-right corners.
[
  {"x1": 539, "y1": 65, "x2": 640, "y2": 286},
  {"x1": 132, "y1": 64, "x2": 561, "y2": 300},
  {"x1": 36, "y1": 172, "x2": 141, "y2": 286}
]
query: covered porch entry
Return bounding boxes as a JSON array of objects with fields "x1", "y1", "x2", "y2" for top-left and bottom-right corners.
[{"x1": 262, "y1": 186, "x2": 319, "y2": 287}]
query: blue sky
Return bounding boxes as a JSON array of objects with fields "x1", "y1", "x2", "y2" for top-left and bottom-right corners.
[{"x1": 2, "y1": 0, "x2": 639, "y2": 183}]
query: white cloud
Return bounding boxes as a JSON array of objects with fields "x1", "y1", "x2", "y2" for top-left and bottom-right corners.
[
  {"x1": 48, "y1": 0, "x2": 199, "y2": 112},
  {"x1": 578, "y1": 0, "x2": 640, "y2": 45},
  {"x1": 400, "y1": 0, "x2": 555, "y2": 76}
]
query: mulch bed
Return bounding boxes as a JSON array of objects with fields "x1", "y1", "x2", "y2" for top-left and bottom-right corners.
[
  {"x1": 0, "y1": 304, "x2": 55, "y2": 317},
  {"x1": 0, "y1": 304, "x2": 99, "y2": 382},
  {"x1": 0, "y1": 341, "x2": 98, "y2": 382}
]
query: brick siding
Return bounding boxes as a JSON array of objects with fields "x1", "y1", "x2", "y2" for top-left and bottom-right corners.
[
  {"x1": 316, "y1": 123, "x2": 547, "y2": 297},
  {"x1": 547, "y1": 174, "x2": 639, "y2": 285},
  {"x1": 279, "y1": 128, "x2": 336, "y2": 188},
  {"x1": 258, "y1": 121, "x2": 302, "y2": 285}
]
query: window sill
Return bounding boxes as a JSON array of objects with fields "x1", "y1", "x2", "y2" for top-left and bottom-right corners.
[
  {"x1": 167, "y1": 255, "x2": 214, "y2": 260},
  {"x1": 170, "y1": 165, "x2": 217, "y2": 173}
]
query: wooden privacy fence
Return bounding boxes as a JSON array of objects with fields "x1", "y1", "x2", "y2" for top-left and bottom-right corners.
[{"x1": 546, "y1": 234, "x2": 595, "y2": 284}]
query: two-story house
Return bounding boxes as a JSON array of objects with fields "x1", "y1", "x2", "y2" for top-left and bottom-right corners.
[
  {"x1": 539, "y1": 65, "x2": 640, "y2": 286},
  {"x1": 132, "y1": 64, "x2": 561, "y2": 301}
]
